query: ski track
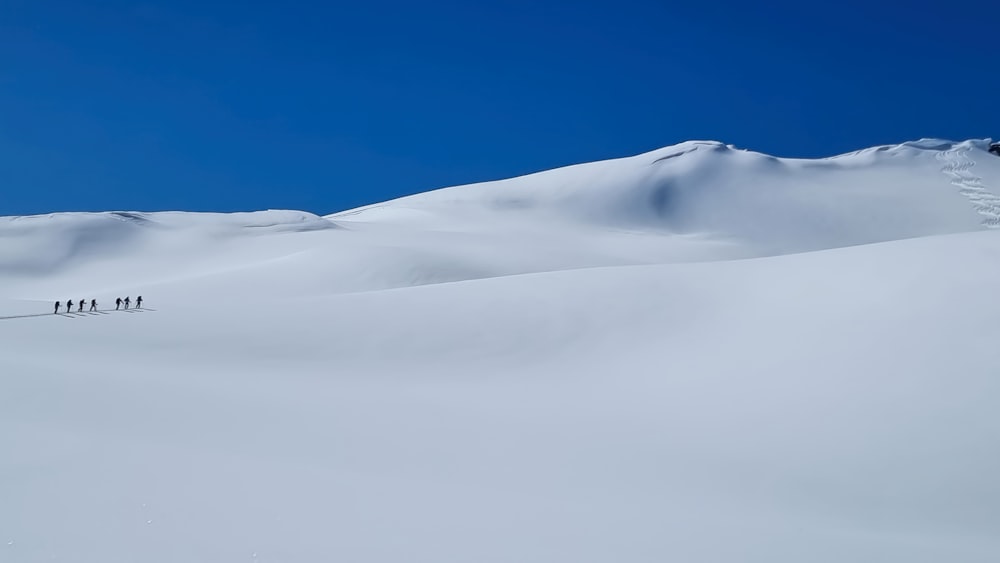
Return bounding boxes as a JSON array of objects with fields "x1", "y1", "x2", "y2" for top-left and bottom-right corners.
[{"x1": 937, "y1": 146, "x2": 1000, "y2": 228}]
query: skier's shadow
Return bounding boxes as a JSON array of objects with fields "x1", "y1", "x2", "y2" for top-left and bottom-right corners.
[
  {"x1": 0, "y1": 312, "x2": 56, "y2": 321},
  {"x1": 0, "y1": 309, "x2": 153, "y2": 320}
]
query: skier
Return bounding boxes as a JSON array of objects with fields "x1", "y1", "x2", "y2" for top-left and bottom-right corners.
[
  {"x1": 124, "y1": 296, "x2": 131, "y2": 310},
  {"x1": 90, "y1": 299, "x2": 97, "y2": 312},
  {"x1": 54, "y1": 301, "x2": 61, "y2": 314},
  {"x1": 136, "y1": 296, "x2": 143, "y2": 309},
  {"x1": 115, "y1": 297, "x2": 122, "y2": 311},
  {"x1": 78, "y1": 299, "x2": 85, "y2": 312}
]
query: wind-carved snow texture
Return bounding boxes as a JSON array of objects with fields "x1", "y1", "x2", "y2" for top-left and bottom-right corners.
[{"x1": 937, "y1": 146, "x2": 1000, "y2": 228}]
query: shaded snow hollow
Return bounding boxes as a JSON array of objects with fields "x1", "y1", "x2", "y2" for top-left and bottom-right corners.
[{"x1": 1, "y1": 139, "x2": 999, "y2": 563}]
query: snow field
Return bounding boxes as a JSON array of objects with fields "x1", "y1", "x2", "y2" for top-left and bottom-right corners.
[{"x1": 2, "y1": 139, "x2": 999, "y2": 562}]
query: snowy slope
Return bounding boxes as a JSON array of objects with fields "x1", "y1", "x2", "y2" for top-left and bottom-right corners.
[
  {"x1": 331, "y1": 138, "x2": 1000, "y2": 250},
  {"x1": 2, "y1": 139, "x2": 1000, "y2": 562}
]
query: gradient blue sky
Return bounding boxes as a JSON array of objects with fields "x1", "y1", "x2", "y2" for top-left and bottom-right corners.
[{"x1": 3, "y1": 0, "x2": 998, "y2": 215}]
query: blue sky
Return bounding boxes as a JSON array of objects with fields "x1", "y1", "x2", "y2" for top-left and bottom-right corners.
[{"x1": 2, "y1": 0, "x2": 998, "y2": 215}]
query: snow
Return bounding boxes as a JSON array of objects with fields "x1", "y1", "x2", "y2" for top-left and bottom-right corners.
[{"x1": 2, "y1": 139, "x2": 1000, "y2": 562}]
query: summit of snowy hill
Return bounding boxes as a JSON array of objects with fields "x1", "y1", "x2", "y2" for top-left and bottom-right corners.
[{"x1": 330, "y1": 138, "x2": 1000, "y2": 253}]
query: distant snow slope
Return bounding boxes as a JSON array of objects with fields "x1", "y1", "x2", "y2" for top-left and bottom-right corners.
[
  {"x1": 2, "y1": 139, "x2": 999, "y2": 301},
  {"x1": 2, "y1": 140, "x2": 999, "y2": 563},
  {"x1": 331, "y1": 138, "x2": 1000, "y2": 250}
]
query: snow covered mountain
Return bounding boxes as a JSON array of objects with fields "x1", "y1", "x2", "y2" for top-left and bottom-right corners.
[{"x1": 2, "y1": 139, "x2": 999, "y2": 562}]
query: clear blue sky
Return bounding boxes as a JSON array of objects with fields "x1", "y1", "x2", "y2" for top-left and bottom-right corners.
[{"x1": 2, "y1": 0, "x2": 998, "y2": 216}]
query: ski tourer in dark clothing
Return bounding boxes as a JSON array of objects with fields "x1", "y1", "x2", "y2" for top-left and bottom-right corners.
[
  {"x1": 136, "y1": 296, "x2": 143, "y2": 309},
  {"x1": 90, "y1": 299, "x2": 97, "y2": 312},
  {"x1": 78, "y1": 299, "x2": 85, "y2": 312},
  {"x1": 54, "y1": 301, "x2": 61, "y2": 314},
  {"x1": 124, "y1": 297, "x2": 130, "y2": 310},
  {"x1": 116, "y1": 298, "x2": 122, "y2": 310}
]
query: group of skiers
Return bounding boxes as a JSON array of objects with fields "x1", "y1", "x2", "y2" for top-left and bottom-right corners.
[{"x1": 54, "y1": 296, "x2": 143, "y2": 314}]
